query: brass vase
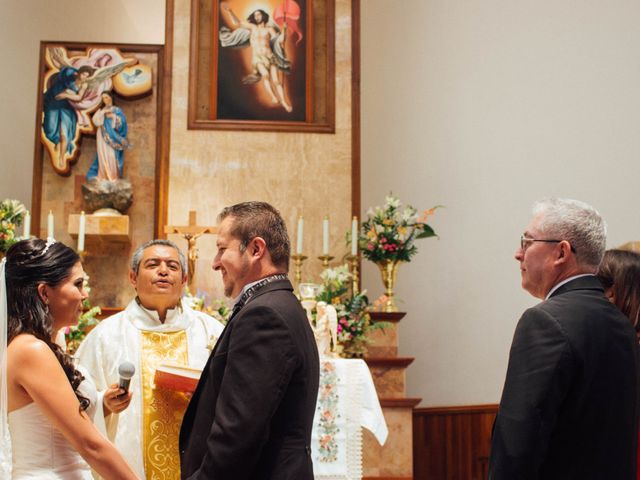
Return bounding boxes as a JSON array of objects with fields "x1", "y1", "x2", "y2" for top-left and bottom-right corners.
[{"x1": 377, "y1": 259, "x2": 402, "y2": 312}]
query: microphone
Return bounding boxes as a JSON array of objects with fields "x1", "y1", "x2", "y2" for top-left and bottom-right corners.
[{"x1": 118, "y1": 361, "x2": 136, "y2": 395}]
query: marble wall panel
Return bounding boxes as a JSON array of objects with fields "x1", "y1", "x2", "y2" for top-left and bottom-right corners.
[
  {"x1": 362, "y1": 408, "x2": 414, "y2": 477},
  {"x1": 168, "y1": 0, "x2": 354, "y2": 303}
]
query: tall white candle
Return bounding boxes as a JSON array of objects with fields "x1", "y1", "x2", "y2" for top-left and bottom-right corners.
[
  {"x1": 78, "y1": 211, "x2": 86, "y2": 252},
  {"x1": 322, "y1": 217, "x2": 330, "y2": 255},
  {"x1": 296, "y1": 216, "x2": 304, "y2": 254},
  {"x1": 47, "y1": 211, "x2": 54, "y2": 239},
  {"x1": 23, "y1": 211, "x2": 30, "y2": 238},
  {"x1": 351, "y1": 216, "x2": 358, "y2": 255}
]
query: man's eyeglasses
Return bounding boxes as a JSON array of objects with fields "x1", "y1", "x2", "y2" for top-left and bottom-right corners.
[{"x1": 520, "y1": 235, "x2": 576, "y2": 253}]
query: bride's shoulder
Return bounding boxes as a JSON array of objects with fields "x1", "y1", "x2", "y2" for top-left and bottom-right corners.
[{"x1": 9, "y1": 334, "x2": 56, "y2": 363}]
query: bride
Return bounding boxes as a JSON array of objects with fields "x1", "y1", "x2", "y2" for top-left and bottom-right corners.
[{"x1": 1, "y1": 238, "x2": 139, "y2": 479}]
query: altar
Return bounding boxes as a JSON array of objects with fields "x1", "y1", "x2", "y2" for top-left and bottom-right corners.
[{"x1": 311, "y1": 358, "x2": 388, "y2": 479}]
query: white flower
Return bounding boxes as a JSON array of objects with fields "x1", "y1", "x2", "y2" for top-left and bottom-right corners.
[
  {"x1": 334, "y1": 265, "x2": 351, "y2": 283},
  {"x1": 401, "y1": 206, "x2": 417, "y2": 223},
  {"x1": 320, "y1": 265, "x2": 351, "y2": 285},
  {"x1": 385, "y1": 196, "x2": 400, "y2": 208}
]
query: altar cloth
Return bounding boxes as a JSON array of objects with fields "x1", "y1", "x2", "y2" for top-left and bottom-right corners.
[{"x1": 312, "y1": 358, "x2": 388, "y2": 479}]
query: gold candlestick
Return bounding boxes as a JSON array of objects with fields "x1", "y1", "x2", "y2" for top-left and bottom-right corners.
[
  {"x1": 317, "y1": 254, "x2": 334, "y2": 269},
  {"x1": 79, "y1": 250, "x2": 88, "y2": 262},
  {"x1": 346, "y1": 253, "x2": 360, "y2": 295},
  {"x1": 290, "y1": 254, "x2": 308, "y2": 286}
]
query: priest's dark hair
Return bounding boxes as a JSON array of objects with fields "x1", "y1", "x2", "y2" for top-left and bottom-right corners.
[
  {"x1": 5, "y1": 238, "x2": 89, "y2": 411},
  {"x1": 218, "y1": 201, "x2": 290, "y2": 271},
  {"x1": 247, "y1": 9, "x2": 269, "y2": 25},
  {"x1": 597, "y1": 249, "x2": 640, "y2": 333}
]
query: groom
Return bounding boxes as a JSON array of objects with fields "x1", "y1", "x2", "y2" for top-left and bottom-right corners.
[{"x1": 179, "y1": 201, "x2": 320, "y2": 480}]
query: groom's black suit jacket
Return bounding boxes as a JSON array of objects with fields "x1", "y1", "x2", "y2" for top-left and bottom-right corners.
[
  {"x1": 489, "y1": 275, "x2": 640, "y2": 479},
  {"x1": 179, "y1": 278, "x2": 320, "y2": 480}
]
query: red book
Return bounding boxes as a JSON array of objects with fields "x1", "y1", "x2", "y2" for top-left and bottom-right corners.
[{"x1": 154, "y1": 364, "x2": 202, "y2": 394}]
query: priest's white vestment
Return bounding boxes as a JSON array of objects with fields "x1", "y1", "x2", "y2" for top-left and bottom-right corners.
[{"x1": 75, "y1": 300, "x2": 224, "y2": 479}]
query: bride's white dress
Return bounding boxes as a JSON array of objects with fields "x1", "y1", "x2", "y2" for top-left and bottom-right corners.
[{"x1": 7, "y1": 368, "x2": 99, "y2": 479}]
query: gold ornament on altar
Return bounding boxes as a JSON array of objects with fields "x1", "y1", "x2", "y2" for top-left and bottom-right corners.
[
  {"x1": 377, "y1": 259, "x2": 402, "y2": 313},
  {"x1": 359, "y1": 195, "x2": 441, "y2": 312}
]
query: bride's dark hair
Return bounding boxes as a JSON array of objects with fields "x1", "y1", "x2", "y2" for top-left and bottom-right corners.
[{"x1": 5, "y1": 238, "x2": 89, "y2": 411}]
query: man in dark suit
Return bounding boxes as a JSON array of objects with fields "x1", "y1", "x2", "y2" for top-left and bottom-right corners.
[
  {"x1": 179, "y1": 201, "x2": 320, "y2": 480},
  {"x1": 489, "y1": 198, "x2": 639, "y2": 479}
]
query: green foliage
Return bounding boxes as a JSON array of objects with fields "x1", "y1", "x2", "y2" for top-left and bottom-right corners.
[
  {"x1": 358, "y1": 195, "x2": 441, "y2": 263},
  {"x1": 183, "y1": 287, "x2": 231, "y2": 325},
  {"x1": 316, "y1": 265, "x2": 389, "y2": 358},
  {"x1": 0, "y1": 199, "x2": 26, "y2": 253},
  {"x1": 64, "y1": 277, "x2": 101, "y2": 354}
]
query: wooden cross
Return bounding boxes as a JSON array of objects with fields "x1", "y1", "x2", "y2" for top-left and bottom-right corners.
[{"x1": 164, "y1": 211, "x2": 217, "y2": 293}]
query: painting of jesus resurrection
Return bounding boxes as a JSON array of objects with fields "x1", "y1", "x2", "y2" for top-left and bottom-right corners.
[{"x1": 213, "y1": 0, "x2": 310, "y2": 122}]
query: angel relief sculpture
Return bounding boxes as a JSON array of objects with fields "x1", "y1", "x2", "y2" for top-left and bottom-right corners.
[
  {"x1": 315, "y1": 301, "x2": 339, "y2": 358},
  {"x1": 40, "y1": 46, "x2": 152, "y2": 175}
]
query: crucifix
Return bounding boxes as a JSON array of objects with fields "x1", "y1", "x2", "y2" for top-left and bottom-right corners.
[{"x1": 164, "y1": 211, "x2": 217, "y2": 293}]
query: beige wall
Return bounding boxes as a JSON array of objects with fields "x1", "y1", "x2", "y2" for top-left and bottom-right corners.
[
  {"x1": 361, "y1": 0, "x2": 640, "y2": 406},
  {"x1": 0, "y1": 0, "x2": 165, "y2": 206}
]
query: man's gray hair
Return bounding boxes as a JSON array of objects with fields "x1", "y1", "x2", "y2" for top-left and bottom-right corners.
[
  {"x1": 130, "y1": 239, "x2": 187, "y2": 274},
  {"x1": 532, "y1": 198, "x2": 607, "y2": 269}
]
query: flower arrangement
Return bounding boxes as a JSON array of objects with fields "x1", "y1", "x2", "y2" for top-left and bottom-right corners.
[
  {"x1": 0, "y1": 199, "x2": 27, "y2": 253},
  {"x1": 315, "y1": 265, "x2": 388, "y2": 358},
  {"x1": 359, "y1": 195, "x2": 440, "y2": 263},
  {"x1": 183, "y1": 288, "x2": 232, "y2": 325},
  {"x1": 64, "y1": 277, "x2": 101, "y2": 354}
]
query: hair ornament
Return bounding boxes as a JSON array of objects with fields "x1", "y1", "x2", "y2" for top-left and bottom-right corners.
[{"x1": 43, "y1": 237, "x2": 56, "y2": 255}]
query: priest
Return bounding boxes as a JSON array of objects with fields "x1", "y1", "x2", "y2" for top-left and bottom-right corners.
[{"x1": 76, "y1": 239, "x2": 225, "y2": 479}]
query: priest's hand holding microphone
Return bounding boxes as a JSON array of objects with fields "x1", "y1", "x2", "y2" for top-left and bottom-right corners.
[{"x1": 103, "y1": 361, "x2": 136, "y2": 415}]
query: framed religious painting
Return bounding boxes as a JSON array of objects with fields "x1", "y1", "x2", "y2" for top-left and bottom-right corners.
[
  {"x1": 31, "y1": 41, "x2": 171, "y2": 308},
  {"x1": 188, "y1": 0, "x2": 335, "y2": 132}
]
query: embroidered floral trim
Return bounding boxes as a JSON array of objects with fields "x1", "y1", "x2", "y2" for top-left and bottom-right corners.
[{"x1": 316, "y1": 361, "x2": 340, "y2": 462}]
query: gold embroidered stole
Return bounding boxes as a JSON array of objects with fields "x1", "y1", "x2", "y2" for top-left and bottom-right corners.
[{"x1": 140, "y1": 330, "x2": 189, "y2": 480}]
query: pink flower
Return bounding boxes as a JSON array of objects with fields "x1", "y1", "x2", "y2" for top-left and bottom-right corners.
[
  {"x1": 323, "y1": 362, "x2": 336, "y2": 372},
  {"x1": 64, "y1": 326, "x2": 71, "y2": 334},
  {"x1": 322, "y1": 410, "x2": 334, "y2": 421}
]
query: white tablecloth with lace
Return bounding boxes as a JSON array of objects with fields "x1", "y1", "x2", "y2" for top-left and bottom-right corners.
[{"x1": 311, "y1": 358, "x2": 388, "y2": 479}]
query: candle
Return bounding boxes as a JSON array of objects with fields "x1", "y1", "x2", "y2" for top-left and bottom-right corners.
[
  {"x1": 296, "y1": 216, "x2": 304, "y2": 254},
  {"x1": 47, "y1": 211, "x2": 54, "y2": 240},
  {"x1": 351, "y1": 216, "x2": 358, "y2": 255},
  {"x1": 322, "y1": 217, "x2": 330, "y2": 255},
  {"x1": 78, "y1": 211, "x2": 86, "y2": 252},
  {"x1": 23, "y1": 211, "x2": 30, "y2": 238}
]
